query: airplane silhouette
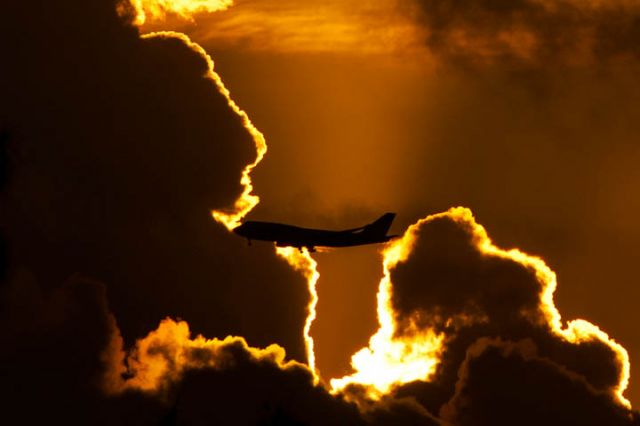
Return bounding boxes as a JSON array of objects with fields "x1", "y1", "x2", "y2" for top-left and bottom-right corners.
[{"x1": 233, "y1": 213, "x2": 399, "y2": 252}]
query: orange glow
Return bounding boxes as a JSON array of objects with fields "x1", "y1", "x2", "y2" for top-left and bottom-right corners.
[
  {"x1": 126, "y1": 0, "x2": 233, "y2": 25},
  {"x1": 136, "y1": 31, "x2": 266, "y2": 232},
  {"x1": 331, "y1": 207, "x2": 631, "y2": 407},
  {"x1": 276, "y1": 247, "x2": 320, "y2": 379},
  {"x1": 189, "y1": 0, "x2": 428, "y2": 57},
  {"x1": 110, "y1": 318, "x2": 301, "y2": 392},
  {"x1": 330, "y1": 217, "x2": 445, "y2": 398}
]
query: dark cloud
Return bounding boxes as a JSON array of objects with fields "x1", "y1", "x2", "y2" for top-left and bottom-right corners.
[
  {"x1": 0, "y1": 131, "x2": 10, "y2": 192},
  {"x1": 440, "y1": 339, "x2": 640, "y2": 426},
  {"x1": 352, "y1": 395, "x2": 441, "y2": 426},
  {"x1": 368, "y1": 209, "x2": 637, "y2": 422},
  {"x1": 0, "y1": 276, "x2": 363, "y2": 425},
  {"x1": 0, "y1": 0, "x2": 308, "y2": 359},
  {"x1": 108, "y1": 322, "x2": 366, "y2": 426},
  {"x1": 0, "y1": 274, "x2": 121, "y2": 424},
  {"x1": 3, "y1": 204, "x2": 635, "y2": 425},
  {"x1": 413, "y1": 0, "x2": 640, "y2": 65},
  {"x1": 0, "y1": 273, "x2": 426, "y2": 426}
]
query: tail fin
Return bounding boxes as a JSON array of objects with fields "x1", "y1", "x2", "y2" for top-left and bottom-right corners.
[{"x1": 364, "y1": 212, "x2": 396, "y2": 237}]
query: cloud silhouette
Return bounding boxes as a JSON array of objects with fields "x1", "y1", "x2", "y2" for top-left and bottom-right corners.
[
  {"x1": 440, "y1": 338, "x2": 640, "y2": 426},
  {"x1": 347, "y1": 208, "x2": 637, "y2": 423},
  {"x1": 0, "y1": 0, "x2": 308, "y2": 360}
]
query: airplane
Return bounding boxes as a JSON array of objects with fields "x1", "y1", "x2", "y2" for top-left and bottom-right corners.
[{"x1": 233, "y1": 213, "x2": 399, "y2": 252}]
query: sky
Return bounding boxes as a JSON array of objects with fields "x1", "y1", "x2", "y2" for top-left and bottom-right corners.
[{"x1": 1, "y1": 0, "x2": 640, "y2": 425}]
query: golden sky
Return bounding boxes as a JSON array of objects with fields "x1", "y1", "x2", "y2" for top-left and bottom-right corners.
[{"x1": 2, "y1": 0, "x2": 640, "y2": 424}]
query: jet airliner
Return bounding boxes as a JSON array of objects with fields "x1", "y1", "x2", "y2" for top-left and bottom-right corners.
[{"x1": 233, "y1": 213, "x2": 398, "y2": 252}]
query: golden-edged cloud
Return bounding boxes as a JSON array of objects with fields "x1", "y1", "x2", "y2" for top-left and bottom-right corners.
[
  {"x1": 149, "y1": 0, "x2": 428, "y2": 56},
  {"x1": 125, "y1": 0, "x2": 233, "y2": 25},
  {"x1": 333, "y1": 208, "x2": 633, "y2": 422}
]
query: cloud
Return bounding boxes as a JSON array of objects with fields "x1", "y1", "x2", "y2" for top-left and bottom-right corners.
[
  {"x1": 0, "y1": 274, "x2": 366, "y2": 425},
  {"x1": 125, "y1": 0, "x2": 233, "y2": 25},
  {"x1": 0, "y1": 0, "x2": 308, "y2": 360},
  {"x1": 412, "y1": 0, "x2": 640, "y2": 66},
  {"x1": 140, "y1": 0, "x2": 427, "y2": 56},
  {"x1": 153, "y1": 0, "x2": 640, "y2": 63},
  {"x1": 440, "y1": 338, "x2": 640, "y2": 425},
  {"x1": 3, "y1": 206, "x2": 635, "y2": 425},
  {"x1": 335, "y1": 208, "x2": 637, "y2": 423},
  {"x1": 0, "y1": 274, "x2": 122, "y2": 424},
  {"x1": 105, "y1": 318, "x2": 367, "y2": 425}
]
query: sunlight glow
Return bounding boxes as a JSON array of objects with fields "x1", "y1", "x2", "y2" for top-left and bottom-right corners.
[
  {"x1": 330, "y1": 218, "x2": 444, "y2": 398},
  {"x1": 111, "y1": 318, "x2": 301, "y2": 392},
  {"x1": 276, "y1": 247, "x2": 320, "y2": 380},
  {"x1": 127, "y1": 0, "x2": 233, "y2": 25}
]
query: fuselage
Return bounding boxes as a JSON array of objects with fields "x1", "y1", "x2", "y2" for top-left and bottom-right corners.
[{"x1": 233, "y1": 221, "x2": 394, "y2": 249}]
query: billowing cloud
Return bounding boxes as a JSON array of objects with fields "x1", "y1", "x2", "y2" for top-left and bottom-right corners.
[
  {"x1": 0, "y1": 0, "x2": 325, "y2": 422},
  {"x1": 105, "y1": 317, "x2": 367, "y2": 425},
  {"x1": 0, "y1": 0, "x2": 308, "y2": 363},
  {"x1": 333, "y1": 208, "x2": 638, "y2": 424},
  {"x1": 4, "y1": 205, "x2": 636, "y2": 424},
  {"x1": 440, "y1": 338, "x2": 640, "y2": 425},
  {"x1": 0, "y1": 274, "x2": 363, "y2": 425}
]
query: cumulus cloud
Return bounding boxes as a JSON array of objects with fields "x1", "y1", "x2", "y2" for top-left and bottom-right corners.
[
  {"x1": 0, "y1": 275, "x2": 365, "y2": 425},
  {"x1": 440, "y1": 338, "x2": 640, "y2": 426},
  {"x1": 338, "y1": 208, "x2": 637, "y2": 423},
  {"x1": 0, "y1": 0, "x2": 308, "y2": 359},
  {"x1": 4, "y1": 205, "x2": 636, "y2": 425},
  {"x1": 105, "y1": 318, "x2": 366, "y2": 425}
]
